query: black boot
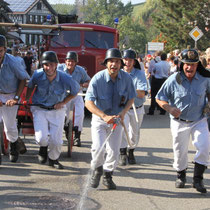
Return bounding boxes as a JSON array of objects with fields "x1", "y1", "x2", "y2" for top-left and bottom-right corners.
[
  {"x1": 193, "y1": 162, "x2": 207, "y2": 193},
  {"x1": 38, "y1": 146, "x2": 48, "y2": 164},
  {"x1": 103, "y1": 171, "x2": 116, "y2": 190},
  {"x1": 16, "y1": 137, "x2": 27, "y2": 154},
  {"x1": 64, "y1": 125, "x2": 69, "y2": 139},
  {"x1": 9, "y1": 141, "x2": 19, "y2": 162},
  {"x1": 73, "y1": 126, "x2": 81, "y2": 147},
  {"x1": 49, "y1": 158, "x2": 64, "y2": 169},
  {"x1": 127, "y1": 149, "x2": 136, "y2": 164},
  {"x1": 175, "y1": 169, "x2": 186, "y2": 188},
  {"x1": 147, "y1": 108, "x2": 154, "y2": 115},
  {"x1": 119, "y1": 148, "x2": 127, "y2": 166},
  {"x1": 90, "y1": 166, "x2": 103, "y2": 188}
]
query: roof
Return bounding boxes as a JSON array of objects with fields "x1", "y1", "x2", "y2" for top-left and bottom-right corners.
[
  {"x1": 4, "y1": 0, "x2": 57, "y2": 15},
  {"x1": 5, "y1": 0, "x2": 35, "y2": 12},
  {"x1": 0, "y1": 0, "x2": 12, "y2": 12}
]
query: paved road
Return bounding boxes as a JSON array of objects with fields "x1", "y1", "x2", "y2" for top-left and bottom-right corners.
[{"x1": 0, "y1": 100, "x2": 210, "y2": 210}]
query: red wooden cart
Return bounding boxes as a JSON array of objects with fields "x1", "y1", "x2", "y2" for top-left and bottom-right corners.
[{"x1": 0, "y1": 86, "x2": 74, "y2": 159}]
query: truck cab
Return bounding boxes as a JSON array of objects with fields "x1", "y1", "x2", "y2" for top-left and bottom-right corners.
[{"x1": 45, "y1": 23, "x2": 119, "y2": 78}]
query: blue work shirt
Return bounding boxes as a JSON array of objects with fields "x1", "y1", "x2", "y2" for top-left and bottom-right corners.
[
  {"x1": 127, "y1": 68, "x2": 148, "y2": 107},
  {"x1": 153, "y1": 60, "x2": 170, "y2": 79},
  {"x1": 85, "y1": 69, "x2": 136, "y2": 115},
  {"x1": 156, "y1": 71, "x2": 210, "y2": 121},
  {"x1": 57, "y1": 64, "x2": 91, "y2": 84},
  {"x1": 0, "y1": 53, "x2": 30, "y2": 93},
  {"x1": 28, "y1": 69, "x2": 80, "y2": 106}
]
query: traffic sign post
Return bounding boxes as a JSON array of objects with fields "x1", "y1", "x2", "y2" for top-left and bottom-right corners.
[{"x1": 189, "y1": 26, "x2": 203, "y2": 49}]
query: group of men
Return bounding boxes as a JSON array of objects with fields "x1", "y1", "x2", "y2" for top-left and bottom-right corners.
[
  {"x1": 0, "y1": 35, "x2": 88, "y2": 169},
  {"x1": 0, "y1": 33, "x2": 210, "y2": 194}
]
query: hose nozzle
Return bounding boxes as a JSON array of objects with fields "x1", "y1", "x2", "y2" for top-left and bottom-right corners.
[{"x1": 111, "y1": 117, "x2": 120, "y2": 132}]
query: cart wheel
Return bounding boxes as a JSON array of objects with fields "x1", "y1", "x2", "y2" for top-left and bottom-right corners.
[{"x1": 0, "y1": 122, "x2": 9, "y2": 155}]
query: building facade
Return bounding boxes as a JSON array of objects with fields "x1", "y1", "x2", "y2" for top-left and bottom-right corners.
[{"x1": 4, "y1": 0, "x2": 57, "y2": 45}]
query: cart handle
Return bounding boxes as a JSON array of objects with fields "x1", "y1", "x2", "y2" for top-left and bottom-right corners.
[{"x1": 2, "y1": 103, "x2": 55, "y2": 110}]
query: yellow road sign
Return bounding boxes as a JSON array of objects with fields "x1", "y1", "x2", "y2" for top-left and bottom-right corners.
[{"x1": 189, "y1": 26, "x2": 203, "y2": 41}]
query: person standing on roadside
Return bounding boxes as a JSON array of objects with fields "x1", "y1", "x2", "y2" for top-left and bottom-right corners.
[
  {"x1": 147, "y1": 51, "x2": 161, "y2": 114},
  {"x1": 156, "y1": 49, "x2": 210, "y2": 194},
  {"x1": 85, "y1": 48, "x2": 136, "y2": 190},
  {"x1": 147, "y1": 52, "x2": 170, "y2": 115},
  {"x1": 23, "y1": 51, "x2": 33, "y2": 76}
]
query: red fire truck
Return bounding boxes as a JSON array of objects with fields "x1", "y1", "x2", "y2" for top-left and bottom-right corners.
[{"x1": 45, "y1": 23, "x2": 119, "y2": 78}]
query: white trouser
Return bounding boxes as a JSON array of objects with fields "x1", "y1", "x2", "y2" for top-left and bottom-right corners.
[
  {"x1": 0, "y1": 93, "x2": 18, "y2": 142},
  {"x1": 170, "y1": 117, "x2": 210, "y2": 171},
  {"x1": 65, "y1": 95, "x2": 84, "y2": 131},
  {"x1": 91, "y1": 114, "x2": 123, "y2": 172},
  {"x1": 121, "y1": 106, "x2": 145, "y2": 149},
  {"x1": 31, "y1": 106, "x2": 66, "y2": 160}
]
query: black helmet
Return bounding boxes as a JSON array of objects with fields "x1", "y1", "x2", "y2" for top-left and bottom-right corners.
[
  {"x1": 66, "y1": 51, "x2": 78, "y2": 62},
  {"x1": 122, "y1": 49, "x2": 141, "y2": 69},
  {"x1": 41, "y1": 51, "x2": 59, "y2": 65},
  {"x1": 122, "y1": 49, "x2": 136, "y2": 60},
  {"x1": 180, "y1": 49, "x2": 199, "y2": 63},
  {"x1": 0, "y1": 35, "x2": 7, "y2": 48},
  {"x1": 103, "y1": 48, "x2": 122, "y2": 65}
]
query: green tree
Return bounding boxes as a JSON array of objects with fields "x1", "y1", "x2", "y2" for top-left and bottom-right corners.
[
  {"x1": 80, "y1": 0, "x2": 149, "y2": 52},
  {"x1": 118, "y1": 16, "x2": 147, "y2": 53},
  {"x1": 81, "y1": 0, "x2": 133, "y2": 26},
  {"x1": 152, "y1": 0, "x2": 210, "y2": 51},
  {"x1": 51, "y1": 4, "x2": 76, "y2": 15}
]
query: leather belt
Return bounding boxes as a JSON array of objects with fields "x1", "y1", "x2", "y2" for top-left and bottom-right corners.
[
  {"x1": 39, "y1": 105, "x2": 55, "y2": 110},
  {"x1": 175, "y1": 118, "x2": 194, "y2": 123},
  {"x1": 0, "y1": 92, "x2": 14, "y2": 94},
  {"x1": 130, "y1": 105, "x2": 143, "y2": 110}
]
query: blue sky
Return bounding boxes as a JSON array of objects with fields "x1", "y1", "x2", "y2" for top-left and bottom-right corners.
[{"x1": 48, "y1": 0, "x2": 146, "y2": 5}]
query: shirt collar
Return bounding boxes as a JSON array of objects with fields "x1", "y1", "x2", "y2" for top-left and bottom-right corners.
[
  {"x1": 40, "y1": 68, "x2": 59, "y2": 81},
  {"x1": 130, "y1": 68, "x2": 136, "y2": 75},
  {"x1": 64, "y1": 65, "x2": 79, "y2": 75},
  {"x1": 2, "y1": 53, "x2": 9, "y2": 66},
  {"x1": 181, "y1": 71, "x2": 199, "y2": 81},
  {"x1": 105, "y1": 69, "x2": 122, "y2": 82}
]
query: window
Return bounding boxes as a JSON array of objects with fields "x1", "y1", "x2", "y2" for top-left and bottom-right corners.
[
  {"x1": 37, "y1": 2, "x2": 42, "y2": 10},
  {"x1": 51, "y1": 31, "x2": 81, "y2": 48},
  {"x1": 84, "y1": 31, "x2": 114, "y2": 49},
  {"x1": 35, "y1": 15, "x2": 38, "y2": 23},
  {"x1": 41, "y1": 16, "x2": 44, "y2": 23},
  {"x1": 38, "y1": 15, "x2": 41, "y2": 24},
  {"x1": 30, "y1": 15, "x2": 32, "y2": 22}
]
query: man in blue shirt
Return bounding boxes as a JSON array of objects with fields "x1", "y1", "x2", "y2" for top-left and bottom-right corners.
[
  {"x1": 26, "y1": 51, "x2": 80, "y2": 169},
  {"x1": 0, "y1": 35, "x2": 30, "y2": 163},
  {"x1": 85, "y1": 48, "x2": 136, "y2": 190},
  {"x1": 119, "y1": 49, "x2": 148, "y2": 166},
  {"x1": 58, "y1": 51, "x2": 90, "y2": 147},
  {"x1": 148, "y1": 52, "x2": 170, "y2": 115},
  {"x1": 156, "y1": 49, "x2": 210, "y2": 193}
]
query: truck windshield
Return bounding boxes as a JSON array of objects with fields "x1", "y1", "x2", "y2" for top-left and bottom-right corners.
[
  {"x1": 51, "y1": 31, "x2": 81, "y2": 48},
  {"x1": 84, "y1": 31, "x2": 114, "y2": 49}
]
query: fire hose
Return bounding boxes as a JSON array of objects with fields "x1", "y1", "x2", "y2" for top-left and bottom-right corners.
[{"x1": 121, "y1": 120, "x2": 137, "y2": 148}]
